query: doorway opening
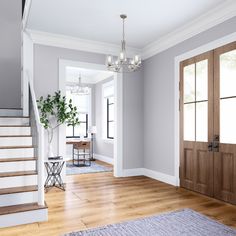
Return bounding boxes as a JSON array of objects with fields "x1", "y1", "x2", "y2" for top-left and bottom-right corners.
[{"x1": 59, "y1": 60, "x2": 124, "y2": 179}]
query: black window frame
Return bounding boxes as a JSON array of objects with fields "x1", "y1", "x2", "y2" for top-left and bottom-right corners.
[
  {"x1": 107, "y1": 97, "x2": 114, "y2": 139},
  {"x1": 66, "y1": 114, "x2": 88, "y2": 138}
]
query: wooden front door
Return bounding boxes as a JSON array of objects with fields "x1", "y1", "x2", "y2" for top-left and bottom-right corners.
[
  {"x1": 213, "y1": 42, "x2": 236, "y2": 204},
  {"x1": 180, "y1": 51, "x2": 214, "y2": 197},
  {"x1": 180, "y1": 42, "x2": 236, "y2": 204}
]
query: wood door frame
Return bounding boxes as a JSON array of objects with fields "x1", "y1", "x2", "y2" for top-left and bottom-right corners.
[{"x1": 174, "y1": 32, "x2": 236, "y2": 186}]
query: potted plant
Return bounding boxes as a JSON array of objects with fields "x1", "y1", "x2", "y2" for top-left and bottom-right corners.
[{"x1": 37, "y1": 91, "x2": 80, "y2": 157}]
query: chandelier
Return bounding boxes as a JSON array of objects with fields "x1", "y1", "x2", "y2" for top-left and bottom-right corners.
[
  {"x1": 106, "y1": 14, "x2": 141, "y2": 73},
  {"x1": 70, "y1": 74, "x2": 89, "y2": 95}
]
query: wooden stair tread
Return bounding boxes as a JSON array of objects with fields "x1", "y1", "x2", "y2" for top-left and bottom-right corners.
[
  {"x1": 0, "y1": 202, "x2": 47, "y2": 216},
  {"x1": 0, "y1": 145, "x2": 34, "y2": 149},
  {"x1": 0, "y1": 157, "x2": 37, "y2": 162},
  {"x1": 0, "y1": 171, "x2": 37, "y2": 178},
  {"x1": 0, "y1": 185, "x2": 37, "y2": 195}
]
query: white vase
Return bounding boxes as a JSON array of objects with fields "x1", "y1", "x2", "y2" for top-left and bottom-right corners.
[{"x1": 47, "y1": 142, "x2": 54, "y2": 158}]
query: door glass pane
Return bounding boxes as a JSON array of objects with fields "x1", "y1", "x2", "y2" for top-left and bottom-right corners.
[
  {"x1": 220, "y1": 98, "x2": 236, "y2": 144},
  {"x1": 220, "y1": 49, "x2": 236, "y2": 98},
  {"x1": 196, "y1": 60, "x2": 208, "y2": 101},
  {"x1": 184, "y1": 103, "x2": 195, "y2": 141},
  {"x1": 196, "y1": 102, "x2": 208, "y2": 142},
  {"x1": 184, "y1": 64, "x2": 195, "y2": 103}
]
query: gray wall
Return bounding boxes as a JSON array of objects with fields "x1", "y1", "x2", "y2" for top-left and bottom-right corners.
[
  {"x1": 0, "y1": 0, "x2": 21, "y2": 108},
  {"x1": 94, "y1": 77, "x2": 114, "y2": 158},
  {"x1": 123, "y1": 70, "x2": 144, "y2": 169},
  {"x1": 143, "y1": 17, "x2": 236, "y2": 176},
  {"x1": 33, "y1": 44, "x2": 144, "y2": 169}
]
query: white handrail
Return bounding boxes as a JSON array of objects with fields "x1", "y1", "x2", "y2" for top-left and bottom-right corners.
[{"x1": 26, "y1": 71, "x2": 45, "y2": 206}]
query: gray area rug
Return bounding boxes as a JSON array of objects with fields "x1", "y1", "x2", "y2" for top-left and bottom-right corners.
[
  {"x1": 66, "y1": 162, "x2": 112, "y2": 175},
  {"x1": 64, "y1": 209, "x2": 236, "y2": 236}
]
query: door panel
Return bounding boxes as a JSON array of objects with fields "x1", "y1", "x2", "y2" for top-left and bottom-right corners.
[
  {"x1": 180, "y1": 51, "x2": 214, "y2": 196},
  {"x1": 214, "y1": 42, "x2": 236, "y2": 204}
]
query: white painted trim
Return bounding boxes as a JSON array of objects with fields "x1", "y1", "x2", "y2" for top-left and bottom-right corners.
[
  {"x1": 0, "y1": 208, "x2": 48, "y2": 228},
  {"x1": 27, "y1": 29, "x2": 141, "y2": 58},
  {"x1": 122, "y1": 168, "x2": 176, "y2": 186},
  {"x1": 25, "y1": 1, "x2": 236, "y2": 60},
  {"x1": 94, "y1": 154, "x2": 113, "y2": 165},
  {"x1": 142, "y1": 0, "x2": 236, "y2": 59},
  {"x1": 22, "y1": 0, "x2": 32, "y2": 30},
  {"x1": 143, "y1": 169, "x2": 176, "y2": 186},
  {"x1": 174, "y1": 32, "x2": 236, "y2": 187},
  {"x1": 122, "y1": 168, "x2": 145, "y2": 177},
  {"x1": 59, "y1": 60, "x2": 123, "y2": 178}
]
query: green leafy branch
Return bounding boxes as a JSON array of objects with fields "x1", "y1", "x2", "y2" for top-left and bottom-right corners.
[{"x1": 37, "y1": 91, "x2": 80, "y2": 142}]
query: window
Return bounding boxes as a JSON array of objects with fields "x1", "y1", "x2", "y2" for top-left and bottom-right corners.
[
  {"x1": 107, "y1": 97, "x2": 114, "y2": 139},
  {"x1": 102, "y1": 81, "x2": 115, "y2": 140},
  {"x1": 66, "y1": 113, "x2": 88, "y2": 138},
  {"x1": 66, "y1": 89, "x2": 91, "y2": 138}
]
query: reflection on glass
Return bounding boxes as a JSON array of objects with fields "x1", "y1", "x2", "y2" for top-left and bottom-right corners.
[
  {"x1": 66, "y1": 126, "x2": 73, "y2": 137},
  {"x1": 196, "y1": 60, "x2": 208, "y2": 101},
  {"x1": 184, "y1": 64, "x2": 195, "y2": 103},
  {"x1": 220, "y1": 98, "x2": 236, "y2": 144},
  {"x1": 74, "y1": 123, "x2": 87, "y2": 137},
  {"x1": 196, "y1": 102, "x2": 208, "y2": 142},
  {"x1": 220, "y1": 49, "x2": 236, "y2": 98},
  {"x1": 184, "y1": 104, "x2": 195, "y2": 141}
]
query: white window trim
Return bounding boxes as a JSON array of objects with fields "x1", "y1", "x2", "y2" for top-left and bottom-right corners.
[{"x1": 102, "y1": 80, "x2": 114, "y2": 141}]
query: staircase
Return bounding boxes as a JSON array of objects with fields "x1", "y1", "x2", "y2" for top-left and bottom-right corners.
[{"x1": 0, "y1": 109, "x2": 47, "y2": 228}]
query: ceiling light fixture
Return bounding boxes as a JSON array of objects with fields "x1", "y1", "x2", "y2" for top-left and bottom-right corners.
[
  {"x1": 70, "y1": 74, "x2": 89, "y2": 95},
  {"x1": 106, "y1": 14, "x2": 141, "y2": 73}
]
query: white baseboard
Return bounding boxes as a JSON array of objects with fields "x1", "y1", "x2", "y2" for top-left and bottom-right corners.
[
  {"x1": 122, "y1": 168, "x2": 145, "y2": 177},
  {"x1": 122, "y1": 168, "x2": 177, "y2": 186},
  {"x1": 142, "y1": 168, "x2": 176, "y2": 186},
  {"x1": 94, "y1": 154, "x2": 113, "y2": 165}
]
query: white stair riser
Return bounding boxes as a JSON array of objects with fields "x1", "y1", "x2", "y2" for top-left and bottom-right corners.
[
  {"x1": 0, "y1": 148, "x2": 34, "y2": 159},
  {"x1": 0, "y1": 208, "x2": 48, "y2": 228},
  {"x1": 0, "y1": 118, "x2": 29, "y2": 126},
  {"x1": 0, "y1": 161, "x2": 36, "y2": 173},
  {"x1": 0, "y1": 109, "x2": 23, "y2": 117},
  {"x1": 0, "y1": 127, "x2": 31, "y2": 136},
  {"x1": 0, "y1": 175, "x2": 37, "y2": 188},
  {"x1": 0, "y1": 137, "x2": 32, "y2": 147},
  {"x1": 0, "y1": 191, "x2": 38, "y2": 207}
]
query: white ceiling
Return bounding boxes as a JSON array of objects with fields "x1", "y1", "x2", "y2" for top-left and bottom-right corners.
[
  {"x1": 66, "y1": 67, "x2": 113, "y2": 84},
  {"x1": 27, "y1": 0, "x2": 225, "y2": 49}
]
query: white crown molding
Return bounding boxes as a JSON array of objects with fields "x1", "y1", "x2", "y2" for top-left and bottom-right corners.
[
  {"x1": 26, "y1": 29, "x2": 141, "y2": 58},
  {"x1": 141, "y1": 0, "x2": 236, "y2": 59},
  {"x1": 25, "y1": 0, "x2": 236, "y2": 60}
]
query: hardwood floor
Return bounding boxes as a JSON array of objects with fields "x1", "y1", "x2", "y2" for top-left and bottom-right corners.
[{"x1": 0, "y1": 167, "x2": 235, "y2": 236}]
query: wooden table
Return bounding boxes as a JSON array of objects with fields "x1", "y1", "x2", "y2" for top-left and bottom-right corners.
[{"x1": 66, "y1": 139, "x2": 91, "y2": 166}]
